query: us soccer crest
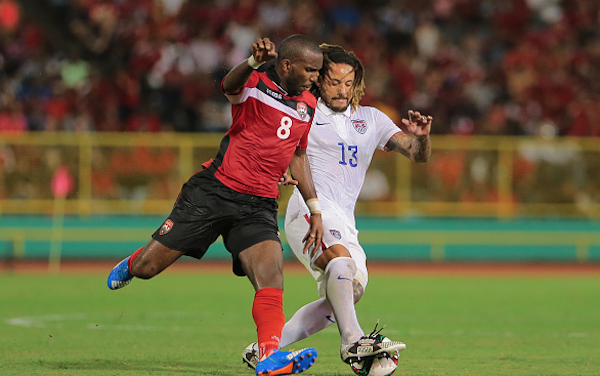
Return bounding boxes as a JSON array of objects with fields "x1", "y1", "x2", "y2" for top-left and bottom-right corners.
[
  {"x1": 352, "y1": 119, "x2": 367, "y2": 134},
  {"x1": 329, "y1": 229, "x2": 342, "y2": 240},
  {"x1": 296, "y1": 102, "x2": 308, "y2": 120},
  {"x1": 159, "y1": 219, "x2": 174, "y2": 235}
]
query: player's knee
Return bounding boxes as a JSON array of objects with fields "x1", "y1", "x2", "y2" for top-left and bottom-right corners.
[
  {"x1": 131, "y1": 259, "x2": 159, "y2": 279},
  {"x1": 325, "y1": 256, "x2": 357, "y2": 279}
]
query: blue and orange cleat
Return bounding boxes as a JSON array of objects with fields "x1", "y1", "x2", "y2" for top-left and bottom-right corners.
[
  {"x1": 255, "y1": 348, "x2": 317, "y2": 375},
  {"x1": 107, "y1": 256, "x2": 133, "y2": 290}
]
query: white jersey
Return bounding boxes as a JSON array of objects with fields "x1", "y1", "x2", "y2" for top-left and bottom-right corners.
[{"x1": 291, "y1": 98, "x2": 401, "y2": 227}]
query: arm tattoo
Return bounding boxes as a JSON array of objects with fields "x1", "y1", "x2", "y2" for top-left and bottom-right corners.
[
  {"x1": 411, "y1": 136, "x2": 431, "y2": 163},
  {"x1": 384, "y1": 133, "x2": 411, "y2": 158},
  {"x1": 385, "y1": 133, "x2": 430, "y2": 162}
]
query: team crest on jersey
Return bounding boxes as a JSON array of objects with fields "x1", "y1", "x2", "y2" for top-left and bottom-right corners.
[
  {"x1": 329, "y1": 229, "x2": 342, "y2": 240},
  {"x1": 159, "y1": 219, "x2": 174, "y2": 235},
  {"x1": 352, "y1": 119, "x2": 368, "y2": 134},
  {"x1": 296, "y1": 102, "x2": 308, "y2": 120}
]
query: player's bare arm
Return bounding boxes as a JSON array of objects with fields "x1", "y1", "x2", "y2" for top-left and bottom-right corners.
[
  {"x1": 288, "y1": 149, "x2": 323, "y2": 255},
  {"x1": 222, "y1": 37, "x2": 277, "y2": 93},
  {"x1": 385, "y1": 110, "x2": 432, "y2": 163}
]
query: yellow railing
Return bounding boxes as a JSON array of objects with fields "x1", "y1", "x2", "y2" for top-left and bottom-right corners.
[{"x1": 1, "y1": 132, "x2": 599, "y2": 218}]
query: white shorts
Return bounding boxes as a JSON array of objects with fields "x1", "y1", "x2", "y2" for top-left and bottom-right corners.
[{"x1": 284, "y1": 192, "x2": 369, "y2": 297}]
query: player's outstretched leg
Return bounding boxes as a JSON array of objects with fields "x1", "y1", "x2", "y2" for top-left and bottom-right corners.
[
  {"x1": 107, "y1": 256, "x2": 133, "y2": 290},
  {"x1": 341, "y1": 322, "x2": 406, "y2": 364},
  {"x1": 255, "y1": 348, "x2": 317, "y2": 375}
]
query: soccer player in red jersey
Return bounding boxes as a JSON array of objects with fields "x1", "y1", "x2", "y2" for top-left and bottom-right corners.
[{"x1": 107, "y1": 35, "x2": 324, "y2": 375}]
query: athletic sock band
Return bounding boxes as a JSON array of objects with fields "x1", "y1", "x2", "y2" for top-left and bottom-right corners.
[{"x1": 127, "y1": 247, "x2": 143, "y2": 272}]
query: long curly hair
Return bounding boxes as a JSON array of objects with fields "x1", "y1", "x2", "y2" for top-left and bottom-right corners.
[{"x1": 310, "y1": 44, "x2": 366, "y2": 111}]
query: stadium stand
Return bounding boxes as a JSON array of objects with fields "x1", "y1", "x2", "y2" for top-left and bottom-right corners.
[{"x1": 1, "y1": 0, "x2": 599, "y2": 136}]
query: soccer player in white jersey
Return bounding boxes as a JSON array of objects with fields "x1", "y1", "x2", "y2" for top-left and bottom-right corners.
[{"x1": 243, "y1": 44, "x2": 432, "y2": 370}]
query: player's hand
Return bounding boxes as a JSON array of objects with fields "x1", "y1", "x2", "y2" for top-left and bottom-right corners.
[
  {"x1": 251, "y1": 38, "x2": 278, "y2": 65},
  {"x1": 401, "y1": 110, "x2": 432, "y2": 138},
  {"x1": 278, "y1": 172, "x2": 298, "y2": 186},
  {"x1": 302, "y1": 213, "x2": 323, "y2": 257}
]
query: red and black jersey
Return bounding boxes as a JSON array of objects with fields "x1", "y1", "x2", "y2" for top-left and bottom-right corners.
[{"x1": 208, "y1": 65, "x2": 316, "y2": 198}]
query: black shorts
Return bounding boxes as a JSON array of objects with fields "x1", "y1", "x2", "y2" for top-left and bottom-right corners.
[{"x1": 152, "y1": 169, "x2": 281, "y2": 276}]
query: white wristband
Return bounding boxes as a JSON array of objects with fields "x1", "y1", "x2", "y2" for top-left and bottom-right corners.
[
  {"x1": 247, "y1": 55, "x2": 265, "y2": 69},
  {"x1": 306, "y1": 198, "x2": 322, "y2": 214}
]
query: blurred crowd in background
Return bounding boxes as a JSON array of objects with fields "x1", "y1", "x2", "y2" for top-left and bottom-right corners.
[
  {"x1": 1, "y1": 0, "x2": 599, "y2": 136},
  {"x1": 1, "y1": 0, "x2": 600, "y2": 214}
]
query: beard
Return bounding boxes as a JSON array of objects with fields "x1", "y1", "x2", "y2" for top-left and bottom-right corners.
[{"x1": 323, "y1": 96, "x2": 349, "y2": 112}]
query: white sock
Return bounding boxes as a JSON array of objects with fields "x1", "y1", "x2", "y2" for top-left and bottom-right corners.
[
  {"x1": 280, "y1": 297, "x2": 335, "y2": 348},
  {"x1": 324, "y1": 257, "x2": 364, "y2": 345}
]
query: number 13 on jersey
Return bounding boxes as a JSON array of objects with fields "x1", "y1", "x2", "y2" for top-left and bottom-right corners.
[{"x1": 339, "y1": 142, "x2": 358, "y2": 167}]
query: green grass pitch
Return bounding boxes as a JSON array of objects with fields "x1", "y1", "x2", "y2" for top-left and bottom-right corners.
[{"x1": 1, "y1": 267, "x2": 599, "y2": 376}]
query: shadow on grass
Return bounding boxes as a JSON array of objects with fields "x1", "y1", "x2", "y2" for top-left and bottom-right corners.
[{"x1": 38, "y1": 358, "x2": 245, "y2": 374}]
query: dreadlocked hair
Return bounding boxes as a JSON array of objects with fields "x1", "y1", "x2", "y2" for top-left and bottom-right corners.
[{"x1": 311, "y1": 43, "x2": 366, "y2": 111}]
